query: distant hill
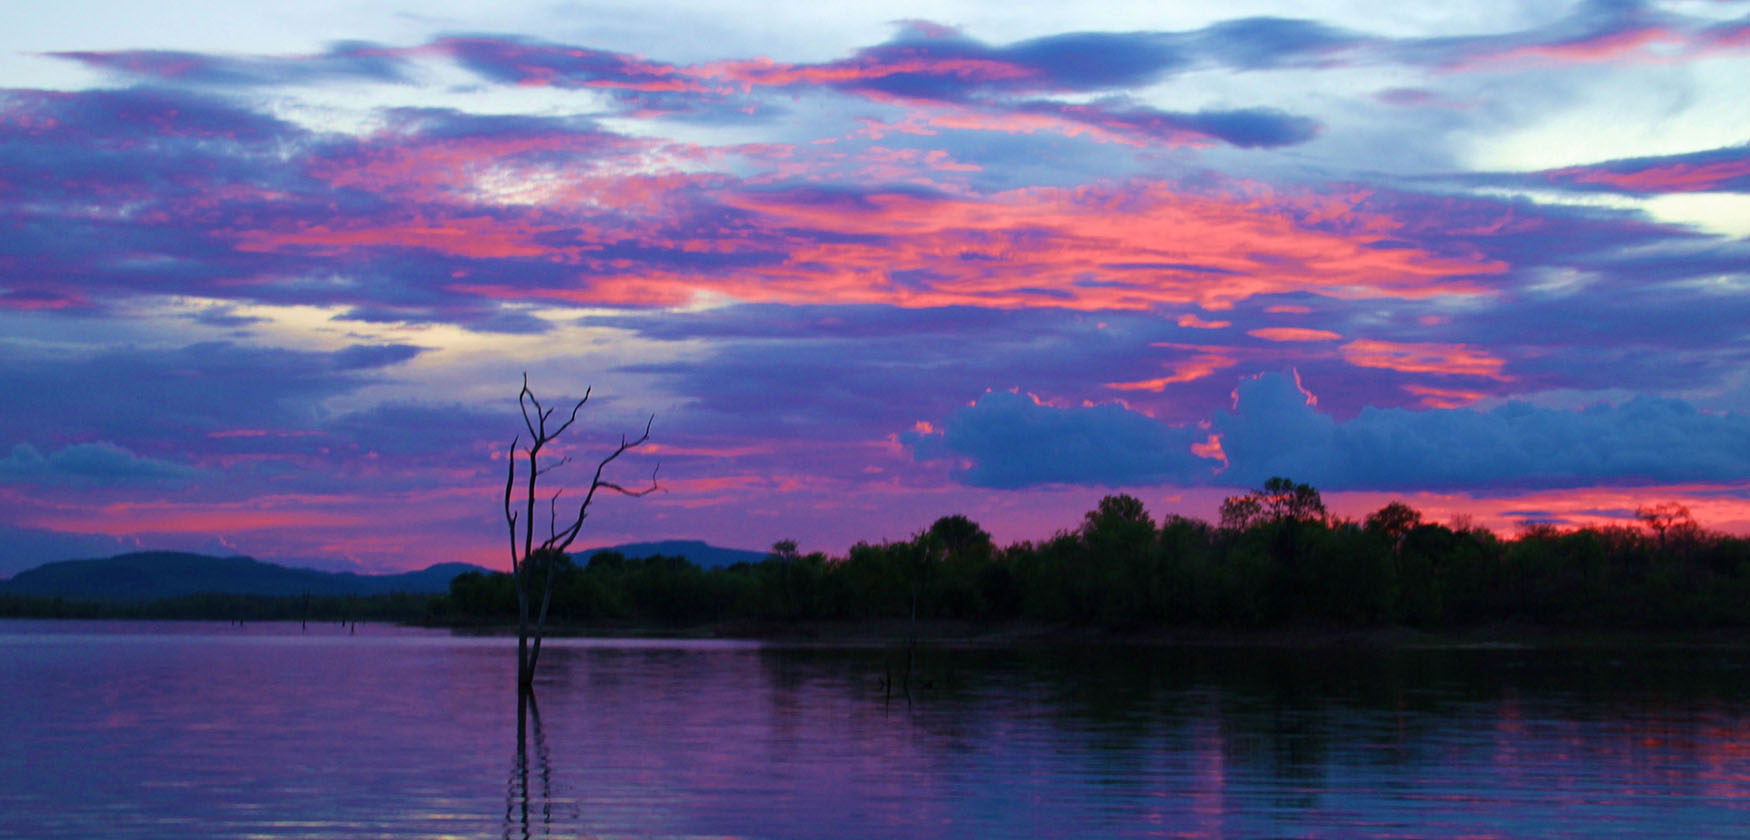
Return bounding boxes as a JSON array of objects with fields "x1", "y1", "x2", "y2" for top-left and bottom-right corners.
[
  {"x1": 0, "y1": 541, "x2": 768, "y2": 602},
  {"x1": 0, "y1": 552, "x2": 488, "y2": 602},
  {"x1": 576, "y1": 540, "x2": 768, "y2": 569}
]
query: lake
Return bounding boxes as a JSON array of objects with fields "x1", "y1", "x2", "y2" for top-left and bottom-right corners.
[{"x1": 2, "y1": 620, "x2": 1747, "y2": 838}]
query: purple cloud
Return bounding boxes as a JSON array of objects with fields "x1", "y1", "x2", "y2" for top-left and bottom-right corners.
[
  {"x1": 0, "y1": 524, "x2": 136, "y2": 578},
  {"x1": 1013, "y1": 100, "x2": 1320, "y2": 148},
  {"x1": 330, "y1": 343, "x2": 427, "y2": 370},
  {"x1": 907, "y1": 371, "x2": 1750, "y2": 492},
  {"x1": 0, "y1": 441, "x2": 204, "y2": 487},
  {"x1": 1214, "y1": 372, "x2": 1750, "y2": 490},
  {"x1": 50, "y1": 41, "x2": 410, "y2": 86},
  {"x1": 1529, "y1": 144, "x2": 1750, "y2": 195},
  {"x1": 1191, "y1": 16, "x2": 1368, "y2": 69},
  {"x1": 905, "y1": 390, "x2": 1213, "y2": 488},
  {"x1": 0, "y1": 341, "x2": 423, "y2": 445}
]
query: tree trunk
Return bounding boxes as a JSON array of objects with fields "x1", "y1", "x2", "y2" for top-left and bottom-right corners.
[
  {"x1": 503, "y1": 374, "x2": 656, "y2": 691},
  {"x1": 516, "y1": 578, "x2": 532, "y2": 690}
]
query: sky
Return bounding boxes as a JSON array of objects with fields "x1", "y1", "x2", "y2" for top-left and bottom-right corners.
[{"x1": 2, "y1": 0, "x2": 1749, "y2": 575}]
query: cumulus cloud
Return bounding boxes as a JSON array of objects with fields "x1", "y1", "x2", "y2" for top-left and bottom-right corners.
[
  {"x1": 910, "y1": 372, "x2": 1750, "y2": 492},
  {"x1": 0, "y1": 442, "x2": 203, "y2": 487},
  {"x1": 904, "y1": 390, "x2": 1214, "y2": 488},
  {"x1": 1214, "y1": 373, "x2": 1750, "y2": 490}
]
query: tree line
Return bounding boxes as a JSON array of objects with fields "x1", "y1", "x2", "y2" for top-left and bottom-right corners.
[
  {"x1": 7, "y1": 478, "x2": 1746, "y2": 631},
  {"x1": 440, "y1": 479, "x2": 1750, "y2": 631}
]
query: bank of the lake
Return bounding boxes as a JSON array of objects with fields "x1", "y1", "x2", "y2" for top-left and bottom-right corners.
[{"x1": 425, "y1": 615, "x2": 1750, "y2": 654}]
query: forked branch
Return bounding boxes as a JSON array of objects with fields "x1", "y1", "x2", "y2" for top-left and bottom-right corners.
[{"x1": 542, "y1": 415, "x2": 659, "y2": 554}]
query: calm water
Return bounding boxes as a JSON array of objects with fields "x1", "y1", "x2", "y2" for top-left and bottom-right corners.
[{"x1": 3, "y1": 621, "x2": 1748, "y2": 838}]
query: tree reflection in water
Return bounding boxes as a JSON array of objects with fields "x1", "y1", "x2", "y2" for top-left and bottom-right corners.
[{"x1": 506, "y1": 688, "x2": 562, "y2": 840}]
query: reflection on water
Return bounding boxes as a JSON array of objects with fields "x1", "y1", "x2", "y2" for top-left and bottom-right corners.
[
  {"x1": 507, "y1": 688, "x2": 561, "y2": 840},
  {"x1": 3, "y1": 619, "x2": 1749, "y2": 838}
]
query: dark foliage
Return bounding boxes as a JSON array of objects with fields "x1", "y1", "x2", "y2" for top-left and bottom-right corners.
[
  {"x1": 431, "y1": 479, "x2": 1750, "y2": 632},
  {"x1": 12, "y1": 479, "x2": 1749, "y2": 631}
]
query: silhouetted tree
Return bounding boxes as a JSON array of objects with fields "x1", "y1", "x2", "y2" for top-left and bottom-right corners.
[
  {"x1": 928, "y1": 514, "x2": 993, "y2": 563},
  {"x1": 1219, "y1": 494, "x2": 1264, "y2": 531},
  {"x1": 1260, "y1": 477, "x2": 1326, "y2": 524},
  {"x1": 1365, "y1": 501, "x2": 1423, "y2": 550},
  {"x1": 1637, "y1": 503, "x2": 1703, "y2": 554},
  {"x1": 503, "y1": 373, "x2": 656, "y2": 691},
  {"x1": 1221, "y1": 477, "x2": 1325, "y2": 530}
]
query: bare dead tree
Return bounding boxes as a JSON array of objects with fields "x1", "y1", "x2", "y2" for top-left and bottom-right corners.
[{"x1": 503, "y1": 373, "x2": 657, "y2": 691}]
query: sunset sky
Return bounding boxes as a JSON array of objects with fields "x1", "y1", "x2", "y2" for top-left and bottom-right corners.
[{"x1": 3, "y1": 0, "x2": 1749, "y2": 574}]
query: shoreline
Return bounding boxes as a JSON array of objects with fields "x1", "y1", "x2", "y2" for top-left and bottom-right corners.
[{"x1": 431, "y1": 618, "x2": 1750, "y2": 651}]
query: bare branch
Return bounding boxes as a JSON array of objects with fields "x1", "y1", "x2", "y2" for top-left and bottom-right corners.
[
  {"x1": 591, "y1": 481, "x2": 662, "y2": 498},
  {"x1": 595, "y1": 463, "x2": 662, "y2": 498},
  {"x1": 517, "y1": 372, "x2": 540, "y2": 443},
  {"x1": 533, "y1": 455, "x2": 572, "y2": 477},
  {"x1": 549, "y1": 386, "x2": 592, "y2": 438},
  {"x1": 546, "y1": 415, "x2": 657, "y2": 554},
  {"x1": 548, "y1": 489, "x2": 562, "y2": 543}
]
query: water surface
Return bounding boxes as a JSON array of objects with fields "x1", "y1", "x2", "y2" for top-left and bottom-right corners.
[{"x1": 3, "y1": 620, "x2": 1747, "y2": 838}]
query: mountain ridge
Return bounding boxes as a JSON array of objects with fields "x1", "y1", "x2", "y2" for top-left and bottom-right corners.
[{"x1": 0, "y1": 540, "x2": 769, "y2": 601}]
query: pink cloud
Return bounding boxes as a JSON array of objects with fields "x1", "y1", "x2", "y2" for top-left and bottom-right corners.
[
  {"x1": 1248, "y1": 327, "x2": 1342, "y2": 342},
  {"x1": 1403, "y1": 384, "x2": 1489, "y2": 409},
  {"x1": 1546, "y1": 158, "x2": 1750, "y2": 193},
  {"x1": 1340, "y1": 339, "x2": 1512, "y2": 380},
  {"x1": 1107, "y1": 352, "x2": 1239, "y2": 392},
  {"x1": 1177, "y1": 313, "x2": 1232, "y2": 329}
]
